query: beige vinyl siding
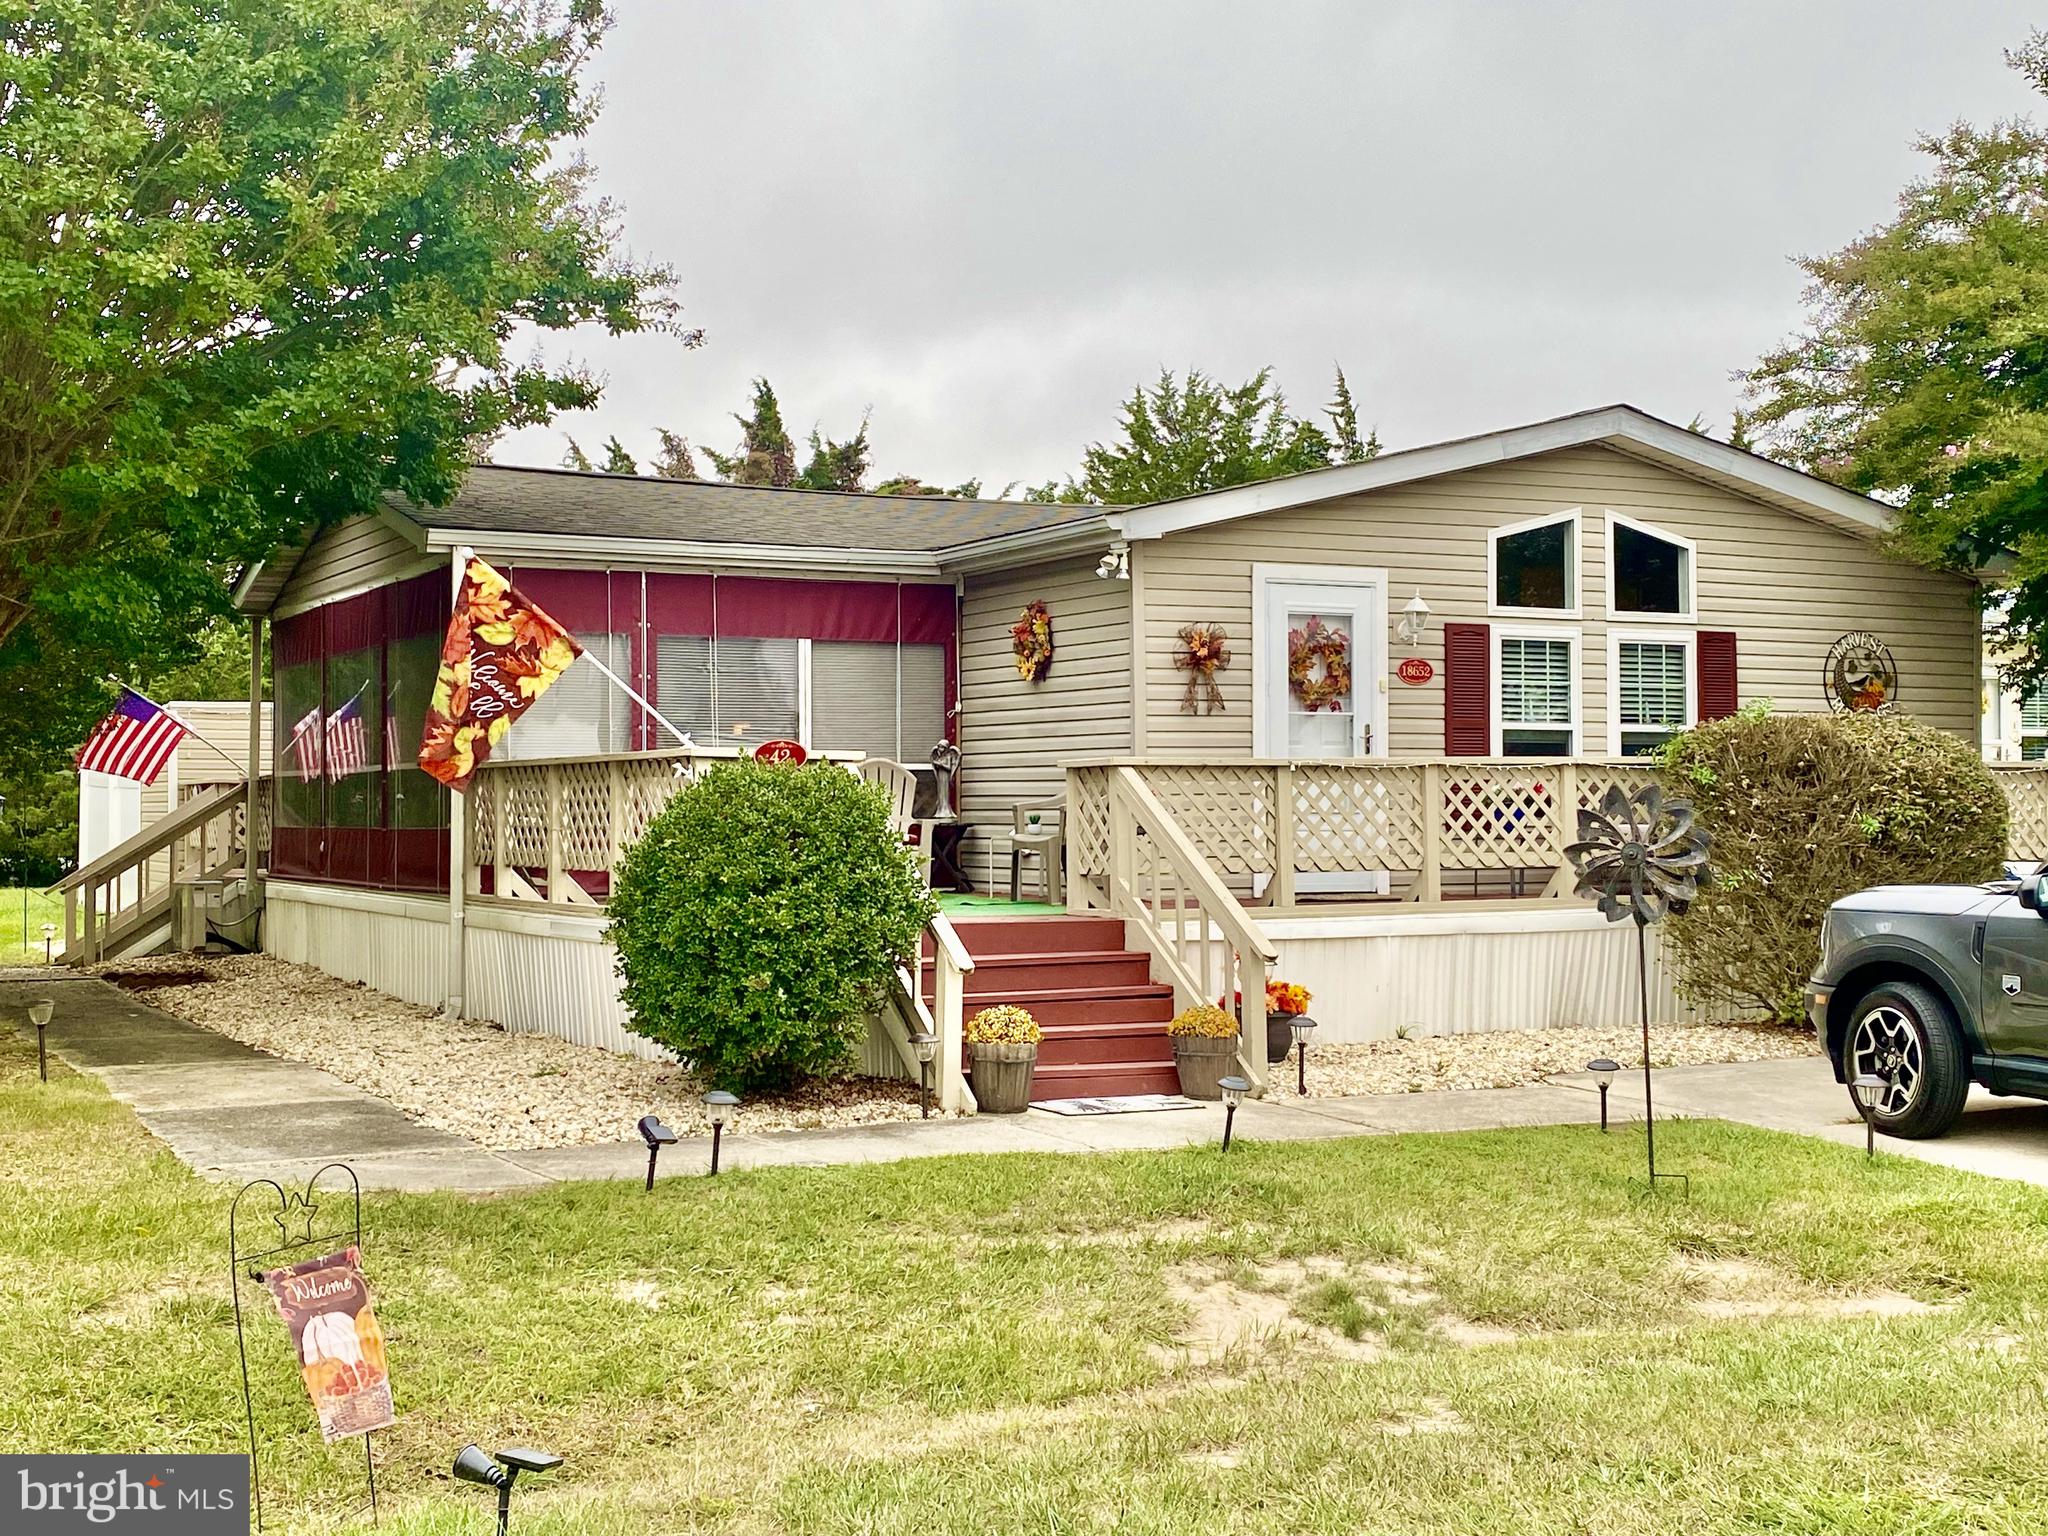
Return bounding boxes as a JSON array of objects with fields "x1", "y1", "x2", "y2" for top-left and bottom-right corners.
[
  {"x1": 134, "y1": 700, "x2": 272, "y2": 888},
  {"x1": 272, "y1": 512, "x2": 434, "y2": 616},
  {"x1": 957, "y1": 556, "x2": 1132, "y2": 882},
  {"x1": 1137, "y1": 444, "x2": 1979, "y2": 758}
]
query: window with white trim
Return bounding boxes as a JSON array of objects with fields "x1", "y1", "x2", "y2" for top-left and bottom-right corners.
[
  {"x1": 1496, "y1": 631, "x2": 1577, "y2": 756},
  {"x1": 1490, "y1": 512, "x2": 1578, "y2": 614},
  {"x1": 1613, "y1": 636, "x2": 1692, "y2": 757},
  {"x1": 2024, "y1": 684, "x2": 2048, "y2": 762},
  {"x1": 1609, "y1": 514, "x2": 1694, "y2": 618}
]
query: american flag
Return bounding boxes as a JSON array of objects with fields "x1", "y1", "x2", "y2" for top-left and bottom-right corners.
[
  {"x1": 325, "y1": 691, "x2": 368, "y2": 779},
  {"x1": 74, "y1": 689, "x2": 189, "y2": 786},
  {"x1": 383, "y1": 685, "x2": 401, "y2": 771},
  {"x1": 289, "y1": 706, "x2": 324, "y2": 782}
]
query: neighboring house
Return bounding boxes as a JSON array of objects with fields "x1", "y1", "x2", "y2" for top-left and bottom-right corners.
[{"x1": 61, "y1": 404, "x2": 2025, "y2": 1104}]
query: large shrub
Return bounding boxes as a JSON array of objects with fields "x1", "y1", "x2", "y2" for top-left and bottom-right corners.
[
  {"x1": 1659, "y1": 707, "x2": 2008, "y2": 1022},
  {"x1": 609, "y1": 761, "x2": 936, "y2": 1090}
]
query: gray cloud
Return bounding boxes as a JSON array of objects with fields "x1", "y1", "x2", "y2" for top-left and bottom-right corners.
[{"x1": 496, "y1": 0, "x2": 2041, "y2": 490}]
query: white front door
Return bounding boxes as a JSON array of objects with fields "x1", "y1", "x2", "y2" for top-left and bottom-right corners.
[{"x1": 1253, "y1": 570, "x2": 1385, "y2": 761}]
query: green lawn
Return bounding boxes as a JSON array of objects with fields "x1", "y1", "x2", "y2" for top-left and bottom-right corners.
[
  {"x1": 0, "y1": 885, "x2": 61, "y2": 964},
  {"x1": 7, "y1": 1026, "x2": 2048, "y2": 1534}
]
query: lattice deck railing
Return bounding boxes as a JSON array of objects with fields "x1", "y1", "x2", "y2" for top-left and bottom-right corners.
[{"x1": 1068, "y1": 759, "x2": 2048, "y2": 910}]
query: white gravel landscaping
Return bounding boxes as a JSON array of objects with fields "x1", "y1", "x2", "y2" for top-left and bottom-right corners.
[
  {"x1": 89, "y1": 952, "x2": 930, "y2": 1149},
  {"x1": 1296, "y1": 1021, "x2": 1818, "y2": 1098}
]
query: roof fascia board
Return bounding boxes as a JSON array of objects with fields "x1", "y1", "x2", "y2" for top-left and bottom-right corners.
[
  {"x1": 420, "y1": 526, "x2": 945, "y2": 580},
  {"x1": 1111, "y1": 406, "x2": 1895, "y2": 544},
  {"x1": 933, "y1": 514, "x2": 1114, "y2": 573}
]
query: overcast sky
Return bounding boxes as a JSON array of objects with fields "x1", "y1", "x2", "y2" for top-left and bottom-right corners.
[{"x1": 493, "y1": 1, "x2": 2043, "y2": 493}]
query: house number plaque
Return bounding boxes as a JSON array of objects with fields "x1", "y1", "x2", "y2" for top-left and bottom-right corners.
[{"x1": 1396, "y1": 657, "x2": 1434, "y2": 686}]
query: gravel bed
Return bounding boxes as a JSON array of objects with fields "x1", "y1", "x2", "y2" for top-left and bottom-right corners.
[
  {"x1": 1298, "y1": 1021, "x2": 1818, "y2": 1097},
  {"x1": 89, "y1": 953, "x2": 932, "y2": 1149}
]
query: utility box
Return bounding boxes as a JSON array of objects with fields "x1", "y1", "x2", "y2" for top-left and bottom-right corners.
[{"x1": 172, "y1": 878, "x2": 224, "y2": 952}]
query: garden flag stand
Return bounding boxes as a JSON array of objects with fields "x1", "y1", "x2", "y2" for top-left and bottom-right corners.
[{"x1": 1564, "y1": 784, "x2": 1710, "y2": 1196}]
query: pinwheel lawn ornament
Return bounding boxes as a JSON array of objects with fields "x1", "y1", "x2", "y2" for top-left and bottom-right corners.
[{"x1": 1565, "y1": 784, "x2": 1710, "y2": 1193}]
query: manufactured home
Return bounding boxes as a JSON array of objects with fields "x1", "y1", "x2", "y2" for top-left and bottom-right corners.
[{"x1": 59, "y1": 405, "x2": 2048, "y2": 1108}]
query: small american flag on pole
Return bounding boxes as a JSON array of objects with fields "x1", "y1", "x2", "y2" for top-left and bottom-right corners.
[
  {"x1": 74, "y1": 688, "x2": 190, "y2": 786},
  {"x1": 325, "y1": 690, "x2": 368, "y2": 779},
  {"x1": 289, "y1": 706, "x2": 323, "y2": 782}
]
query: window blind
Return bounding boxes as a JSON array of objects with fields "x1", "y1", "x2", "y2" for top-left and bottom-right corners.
[
  {"x1": 653, "y1": 634, "x2": 715, "y2": 743},
  {"x1": 711, "y1": 636, "x2": 800, "y2": 745},
  {"x1": 2024, "y1": 686, "x2": 2048, "y2": 734},
  {"x1": 1499, "y1": 637, "x2": 1572, "y2": 725},
  {"x1": 1617, "y1": 641, "x2": 1686, "y2": 727},
  {"x1": 899, "y1": 644, "x2": 947, "y2": 759},
  {"x1": 810, "y1": 642, "x2": 898, "y2": 759},
  {"x1": 496, "y1": 632, "x2": 631, "y2": 760}
]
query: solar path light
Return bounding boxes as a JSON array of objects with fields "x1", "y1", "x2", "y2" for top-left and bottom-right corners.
[
  {"x1": 703, "y1": 1090, "x2": 739, "y2": 1174},
  {"x1": 908, "y1": 1030, "x2": 938, "y2": 1118},
  {"x1": 1586, "y1": 1058, "x2": 1621, "y2": 1132},
  {"x1": 452, "y1": 1443, "x2": 561, "y2": 1536},
  {"x1": 29, "y1": 998, "x2": 52, "y2": 1083},
  {"x1": 1218, "y1": 1074, "x2": 1250, "y2": 1151},
  {"x1": 1851, "y1": 1074, "x2": 1888, "y2": 1158},
  {"x1": 637, "y1": 1114, "x2": 677, "y2": 1191},
  {"x1": 1290, "y1": 1015, "x2": 1317, "y2": 1096}
]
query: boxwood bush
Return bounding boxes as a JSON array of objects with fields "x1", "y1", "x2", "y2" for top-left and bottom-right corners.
[
  {"x1": 608, "y1": 760, "x2": 937, "y2": 1090},
  {"x1": 1658, "y1": 707, "x2": 2008, "y2": 1023}
]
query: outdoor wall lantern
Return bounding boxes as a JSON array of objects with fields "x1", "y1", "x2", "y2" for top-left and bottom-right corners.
[
  {"x1": 1290, "y1": 1016, "x2": 1317, "y2": 1096},
  {"x1": 1850, "y1": 1074, "x2": 1888, "y2": 1158},
  {"x1": 637, "y1": 1114, "x2": 677, "y2": 1191},
  {"x1": 702, "y1": 1090, "x2": 739, "y2": 1174},
  {"x1": 1398, "y1": 589, "x2": 1432, "y2": 647},
  {"x1": 452, "y1": 1443, "x2": 561, "y2": 1536},
  {"x1": 1218, "y1": 1075, "x2": 1250, "y2": 1151},
  {"x1": 908, "y1": 1031, "x2": 938, "y2": 1119},
  {"x1": 1095, "y1": 542, "x2": 1130, "y2": 581},
  {"x1": 29, "y1": 998, "x2": 52, "y2": 1084},
  {"x1": 1586, "y1": 1058, "x2": 1621, "y2": 1132}
]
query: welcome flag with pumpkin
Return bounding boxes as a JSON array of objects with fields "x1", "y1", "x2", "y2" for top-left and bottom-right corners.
[
  {"x1": 261, "y1": 1246, "x2": 394, "y2": 1443},
  {"x1": 417, "y1": 555, "x2": 582, "y2": 792}
]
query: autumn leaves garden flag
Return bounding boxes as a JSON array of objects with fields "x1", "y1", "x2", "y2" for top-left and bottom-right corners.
[{"x1": 417, "y1": 555, "x2": 581, "y2": 792}]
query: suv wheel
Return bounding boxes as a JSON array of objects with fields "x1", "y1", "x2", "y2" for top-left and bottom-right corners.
[{"x1": 1844, "y1": 980, "x2": 1969, "y2": 1140}]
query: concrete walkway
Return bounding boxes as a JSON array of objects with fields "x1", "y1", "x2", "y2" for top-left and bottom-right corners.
[{"x1": 15, "y1": 974, "x2": 2048, "y2": 1192}]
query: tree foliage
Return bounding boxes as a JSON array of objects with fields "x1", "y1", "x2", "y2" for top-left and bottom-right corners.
[
  {"x1": 0, "y1": 0, "x2": 685, "y2": 765},
  {"x1": 1744, "y1": 33, "x2": 2048, "y2": 679},
  {"x1": 1660, "y1": 708, "x2": 2008, "y2": 1022},
  {"x1": 608, "y1": 761, "x2": 936, "y2": 1091},
  {"x1": 1030, "y1": 364, "x2": 1379, "y2": 504}
]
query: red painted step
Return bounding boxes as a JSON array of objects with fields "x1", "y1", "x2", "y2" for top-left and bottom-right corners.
[
  {"x1": 934, "y1": 915, "x2": 1128, "y2": 955},
  {"x1": 930, "y1": 983, "x2": 1174, "y2": 1028},
  {"x1": 1034, "y1": 1020, "x2": 1176, "y2": 1067},
  {"x1": 948, "y1": 949, "x2": 1155, "y2": 994},
  {"x1": 1020, "y1": 1060, "x2": 1186, "y2": 1100}
]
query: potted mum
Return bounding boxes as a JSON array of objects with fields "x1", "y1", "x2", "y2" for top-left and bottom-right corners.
[
  {"x1": 1168, "y1": 1004, "x2": 1239, "y2": 1100},
  {"x1": 965, "y1": 1004, "x2": 1040, "y2": 1113},
  {"x1": 1263, "y1": 980, "x2": 1313, "y2": 1064}
]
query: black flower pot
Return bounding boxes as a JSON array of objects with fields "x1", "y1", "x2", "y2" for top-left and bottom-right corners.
[{"x1": 1267, "y1": 1012, "x2": 1313, "y2": 1064}]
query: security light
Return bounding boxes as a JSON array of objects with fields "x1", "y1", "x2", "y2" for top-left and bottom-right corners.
[
  {"x1": 29, "y1": 999, "x2": 52, "y2": 1084},
  {"x1": 1587, "y1": 1057, "x2": 1621, "y2": 1132},
  {"x1": 1095, "y1": 543, "x2": 1130, "y2": 581},
  {"x1": 1289, "y1": 1016, "x2": 1316, "y2": 1096},
  {"x1": 1217, "y1": 1074, "x2": 1250, "y2": 1151},
  {"x1": 637, "y1": 1114, "x2": 677, "y2": 1191},
  {"x1": 452, "y1": 1443, "x2": 561, "y2": 1536},
  {"x1": 702, "y1": 1090, "x2": 739, "y2": 1174},
  {"x1": 908, "y1": 1031, "x2": 938, "y2": 1118},
  {"x1": 1850, "y1": 1073, "x2": 1887, "y2": 1158}
]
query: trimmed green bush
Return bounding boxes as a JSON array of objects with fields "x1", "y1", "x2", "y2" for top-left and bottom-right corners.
[
  {"x1": 608, "y1": 760, "x2": 937, "y2": 1090},
  {"x1": 1659, "y1": 707, "x2": 2008, "y2": 1022}
]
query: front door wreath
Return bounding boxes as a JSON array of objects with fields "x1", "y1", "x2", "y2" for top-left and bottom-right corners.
[
  {"x1": 1287, "y1": 615, "x2": 1351, "y2": 711},
  {"x1": 1011, "y1": 600, "x2": 1054, "y2": 682}
]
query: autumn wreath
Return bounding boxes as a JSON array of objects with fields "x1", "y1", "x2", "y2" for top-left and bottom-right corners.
[
  {"x1": 1174, "y1": 622, "x2": 1231, "y2": 714},
  {"x1": 1011, "y1": 599, "x2": 1054, "y2": 682},
  {"x1": 1287, "y1": 615, "x2": 1351, "y2": 711}
]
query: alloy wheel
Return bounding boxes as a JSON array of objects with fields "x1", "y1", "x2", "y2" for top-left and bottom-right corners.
[{"x1": 1849, "y1": 1005, "x2": 1922, "y2": 1118}]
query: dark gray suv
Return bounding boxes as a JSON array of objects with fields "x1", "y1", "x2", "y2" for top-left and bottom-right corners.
[{"x1": 1807, "y1": 873, "x2": 2048, "y2": 1138}]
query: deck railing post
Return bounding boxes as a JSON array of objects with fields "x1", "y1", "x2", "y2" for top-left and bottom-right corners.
[
  {"x1": 1063, "y1": 768, "x2": 1086, "y2": 914},
  {"x1": 1272, "y1": 764, "x2": 1296, "y2": 909},
  {"x1": 1420, "y1": 761, "x2": 1443, "y2": 903},
  {"x1": 608, "y1": 759, "x2": 626, "y2": 878},
  {"x1": 492, "y1": 769, "x2": 510, "y2": 899},
  {"x1": 1545, "y1": 762, "x2": 1580, "y2": 899},
  {"x1": 544, "y1": 764, "x2": 564, "y2": 903}
]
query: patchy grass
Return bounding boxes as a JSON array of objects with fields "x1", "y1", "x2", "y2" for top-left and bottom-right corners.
[
  {"x1": 7, "y1": 1025, "x2": 2048, "y2": 1534},
  {"x1": 0, "y1": 885, "x2": 61, "y2": 964}
]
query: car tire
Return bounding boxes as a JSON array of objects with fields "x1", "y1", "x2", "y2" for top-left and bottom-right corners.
[{"x1": 1843, "y1": 980, "x2": 1969, "y2": 1140}]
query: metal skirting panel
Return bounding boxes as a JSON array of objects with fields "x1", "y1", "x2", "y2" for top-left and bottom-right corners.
[
  {"x1": 463, "y1": 924, "x2": 666, "y2": 1062},
  {"x1": 1268, "y1": 923, "x2": 1705, "y2": 1044},
  {"x1": 263, "y1": 886, "x2": 448, "y2": 1009}
]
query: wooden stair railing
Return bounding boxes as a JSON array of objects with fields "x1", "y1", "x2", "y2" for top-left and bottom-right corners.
[
  {"x1": 52, "y1": 781, "x2": 253, "y2": 964},
  {"x1": 887, "y1": 910, "x2": 977, "y2": 1113}
]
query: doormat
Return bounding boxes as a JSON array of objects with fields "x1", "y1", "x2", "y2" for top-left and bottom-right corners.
[{"x1": 1033, "y1": 1093, "x2": 1205, "y2": 1116}]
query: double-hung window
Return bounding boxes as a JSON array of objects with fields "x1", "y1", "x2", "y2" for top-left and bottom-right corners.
[
  {"x1": 1610, "y1": 632, "x2": 1694, "y2": 757},
  {"x1": 1494, "y1": 627, "x2": 1579, "y2": 757}
]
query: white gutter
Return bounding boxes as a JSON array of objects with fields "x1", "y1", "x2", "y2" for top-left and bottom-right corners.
[{"x1": 420, "y1": 527, "x2": 946, "y2": 578}]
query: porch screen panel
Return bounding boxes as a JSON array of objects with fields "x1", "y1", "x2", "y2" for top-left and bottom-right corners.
[
  {"x1": 1616, "y1": 640, "x2": 1686, "y2": 757},
  {"x1": 325, "y1": 644, "x2": 384, "y2": 828},
  {"x1": 495, "y1": 632, "x2": 631, "y2": 760},
  {"x1": 713, "y1": 636, "x2": 801, "y2": 746},
  {"x1": 387, "y1": 625, "x2": 448, "y2": 832},
  {"x1": 809, "y1": 642, "x2": 897, "y2": 759},
  {"x1": 1499, "y1": 636, "x2": 1573, "y2": 756},
  {"x1": 274, "y1": 633, "x2": 324, "y2": 851},
  {"x1": 653, "y1": 634, "x2": 715, "y2": 743}
]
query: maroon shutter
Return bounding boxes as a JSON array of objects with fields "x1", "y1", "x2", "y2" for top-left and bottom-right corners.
[
  {"x1": 1697, "y1": 630, "x2": 1739, "y2": 721},
  {"x1": 1443, "y1": 621, "x2": 1491, "y2": 754}
]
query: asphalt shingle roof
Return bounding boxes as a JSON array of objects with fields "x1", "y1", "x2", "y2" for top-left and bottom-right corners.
[{"x1": 395, "y1": 465, "x2": 1106, "y2": 552}]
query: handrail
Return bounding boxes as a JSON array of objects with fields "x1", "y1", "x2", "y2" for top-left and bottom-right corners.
[
  {"x1": 1106, "y1": 766, "x2": 1276, "y2": 1090},
  {"x1": 53, "y1": 781, "x2": 247, "y2": 893},
  {"x1": 926, "y1": 908, "x2": 976, "y2": 976}
]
